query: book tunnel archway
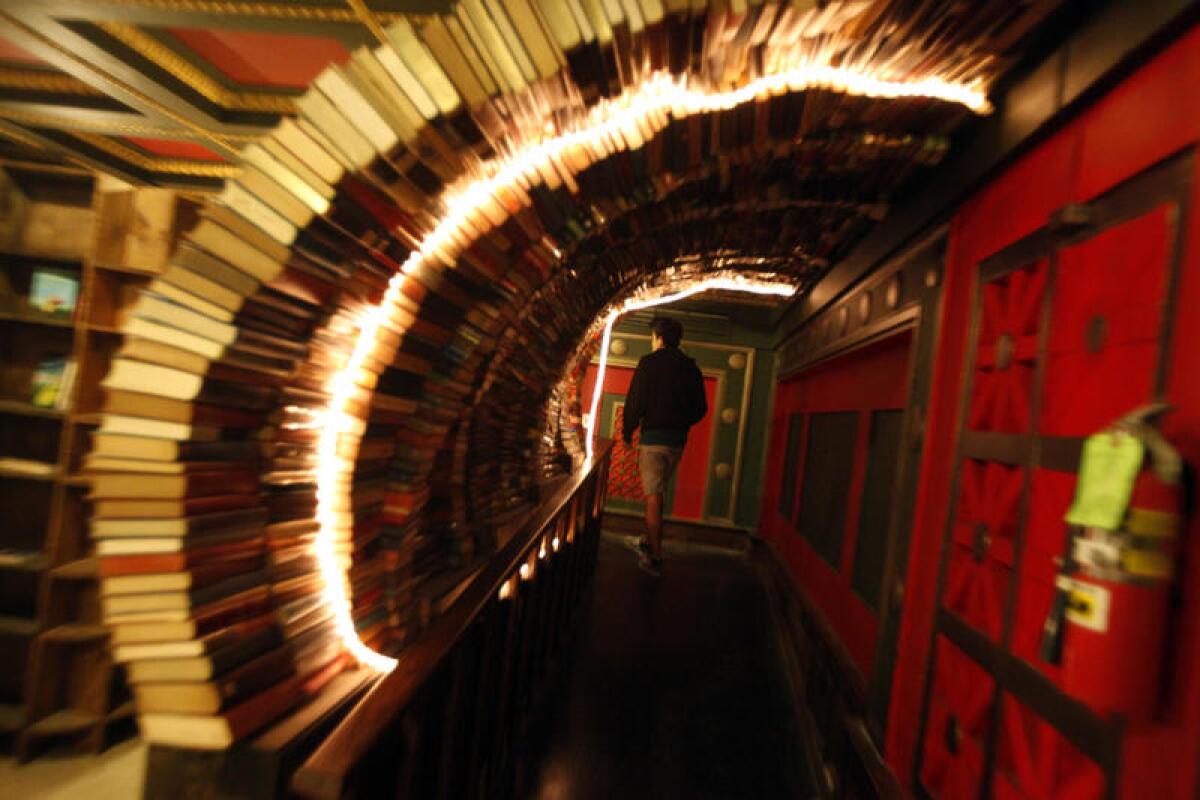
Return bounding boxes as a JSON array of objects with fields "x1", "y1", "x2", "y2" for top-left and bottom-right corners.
[{"x1": 91, "y1": 2, "x2": 1003, "y2": 707}]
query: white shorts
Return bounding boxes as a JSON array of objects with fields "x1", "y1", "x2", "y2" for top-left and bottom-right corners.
[{"x1": 638, "y1": 445, "x2": 684, "y2": 496}]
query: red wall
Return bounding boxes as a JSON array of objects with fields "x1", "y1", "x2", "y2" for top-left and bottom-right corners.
[
  {"x1": 760, "y1": 331, "x2": 912, "y2": 675},
  {"x1": 885, "y1": 26, "x2": 1200, "y2": 798},
  {"x1": 763, "y1": 25, "x2": 1200, "y2": 799}
]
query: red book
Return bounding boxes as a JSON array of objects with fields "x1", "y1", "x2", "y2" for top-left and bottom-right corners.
[
  {"x1": 100, "y1": 538, "x2": 264, "y2": 577},
  {"x1": 107, "y1": 592, "x2": 272, "y2": 645},
  {"x1": 90, "y1": 469, "x2": 259, "y2": 500},
  {"x1": 139, "y1": 675, "x2": 304, "y2": 749},
  {"x1": 101, "y1": 554, "x2": 263, "y2": 594}
]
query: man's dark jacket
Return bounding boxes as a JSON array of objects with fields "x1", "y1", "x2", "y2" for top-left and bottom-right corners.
[{"x1": 622, "y1": 346, "x2": 707, "y2": 446}]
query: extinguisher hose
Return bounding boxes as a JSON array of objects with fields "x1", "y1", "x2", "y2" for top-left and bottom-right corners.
[{"x1": 1039, "y1": 528, "x2": 1079, "y2": 665}]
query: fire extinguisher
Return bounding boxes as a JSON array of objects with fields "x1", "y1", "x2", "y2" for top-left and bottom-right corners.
[{"x1": 1040, "y1": 403, "x2": 1185, "y2": 721}]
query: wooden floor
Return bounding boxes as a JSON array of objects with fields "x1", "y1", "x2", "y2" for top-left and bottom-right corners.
[{"x1": 525, "y1": 533, "x2": 816, "y2": 800}]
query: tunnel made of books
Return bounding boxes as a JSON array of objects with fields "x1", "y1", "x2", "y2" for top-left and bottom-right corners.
[{"x1": 3, "y1": 1, "x2": 1200, "y2": 798}]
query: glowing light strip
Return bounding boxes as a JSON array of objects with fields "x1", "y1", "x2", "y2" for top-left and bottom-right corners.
[
  {"x1": 315, "y1": 289, "x2": 405, "y2": 674},
  {"x1": 314, "y1": 64, "x2": 987, "y2": 673},
  {"x1": 411, "y1": 67, "x2": 988, "y2": 271},
  {"x1": 584, "y1": 277, "x2": 797, "y2": 463}
]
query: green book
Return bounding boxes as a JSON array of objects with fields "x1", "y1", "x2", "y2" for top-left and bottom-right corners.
[{"x1": 29, "y1": 356, "x2": 74, "y2": 409}]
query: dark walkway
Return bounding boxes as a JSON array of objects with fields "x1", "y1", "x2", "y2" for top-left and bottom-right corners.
[{"x1": 526, "y1": 534, "x2": 816, "y2": 800}]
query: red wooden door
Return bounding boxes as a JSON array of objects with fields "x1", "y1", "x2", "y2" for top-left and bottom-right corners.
[{"x1": 917, "y1": 157, "x2": 1185, "y2": 799}]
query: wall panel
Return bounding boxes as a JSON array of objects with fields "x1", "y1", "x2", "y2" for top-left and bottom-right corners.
[{"x1": 885, "y1": 24, "x2": 1200, "y2": 798}]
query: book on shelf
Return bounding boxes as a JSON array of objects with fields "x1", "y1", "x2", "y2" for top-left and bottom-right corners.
[
  {"x1": 85, "y1": 456, "x2": 262, "y2": 476},
  {"x1": 99, "y1": 537, "x2": 264, "y2": 578},
  {"x1": 89, "y1": 468, "x2": 259, "y2": 500},
  {"x1": 101, "y1": 389, "x2": 266, "y2": 429},
  {"x1": 131, "y1": 645, "x2": 297, "y2": 715},
  {"x1": 0, "y1": 456, "x2": 56, "y2": 478},
  {"x1": 101, "y1": 569, "x2": 268, "y2": 617},
  {"x1": 90, "y1": 434, "x2": 262, "y2": 464},
  {"x1": 0, "y1": 547, "x2": 43, "y2": 567},
  {"x1": 98, "y1": 414, "x2": 222, "y2": 443},
  {"x1": 101, "y1": 554, "x2": 265, "y2": 596},
  {"x1": 29, "y1": 355, "x2": 75, "y2": 410},
  {"x1": 96, "y1": 527, "x2": 263, "y2": 556},
  {"x1": 126, "y1": 622, "x2": 283, "y2": 684},
  {"x1": 27, "y1": 267, "x2": 79, "y2": 319},
  {"x1": 118, "y1": 334, "x2": 294, "y2": 382},
  {"x1": 138, "y1": 674, "x2": 304, "y2": 749},
  {"x1": 112, "y1": 611, "x2": 275, "y2": 661},
  {"x1": 91, "y1": 506, "x2": 267, "y2": 539},
  {"x1": 104, "y1": 585, "x2": 271, "y2": 628},
  {"x1": 108, "y1": 590, "x2": 272, "y2": 645},
  {"x1": 93, "y1": 493, "x2": 260, "y2": 522},
  {"x1": 188, "y1": 215, "x2": 286, "y2": 285}
]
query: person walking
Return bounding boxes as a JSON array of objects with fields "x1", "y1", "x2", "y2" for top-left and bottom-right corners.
[{"x1": 621, "y1": 317, "x2": 708, "y2": 576}]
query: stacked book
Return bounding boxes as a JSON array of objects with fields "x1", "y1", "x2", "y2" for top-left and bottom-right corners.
[
  {"x1": 83, "y1": 0, "x2": 1014, "y2": 748},
  {"x1": 88, "y1": 209, "x2": 352, "y2": 748}
]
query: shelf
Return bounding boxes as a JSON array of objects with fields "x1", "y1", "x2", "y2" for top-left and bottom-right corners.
[
  {"x1": 0, "y1": 400, "x2": 67, "y2": 420},
  {"x1": 0, "y1": 549, "x2": 48, "y2": 572},
  {"x1": 0, "y1": 703, "x2": 24, "y2": 733},
  {"x1": 0, "y1": 158, "x2": 91, "y2": 177},
  {"x1": 94, "y1": 262, "x2": 158, "y2": 277},
  {"x1": 0, "y1": 309, "x2": 76, "y2": 329},
  {"x1": 0, "y1": 615, "x2": 39, "y2": 637},
  {"x1": 21, "y1": 708, "x2": 99, "y2": 739},
  {"x1": 0, "y1": 459, "x2": 58, "y2": 481},
  {"x1": 84, "y1": 322, "x2": 124, "y2": 335},
  {"x1": 0, "y1": 248, "x2": 83, "y2": 266},
  {"x1": 41, "y1": 624, "x2": 108, "y2": 644},
  {"x1": 50, "y1": 557, "x2": 98, "y2": 580},
  {"x1": 72, "y1": 411, "x2": 102, "y2": 425},
  {"x1": 59, "y1": 473, "x2": 92, "y2": 487},
  {"x1": 107, "y1": 699, "x2": 135, "y2": 723}
]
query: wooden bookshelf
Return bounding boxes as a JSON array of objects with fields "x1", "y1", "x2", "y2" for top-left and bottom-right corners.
[{"x1": 0, "y1": 167, "x2": 192, "y2": 757}]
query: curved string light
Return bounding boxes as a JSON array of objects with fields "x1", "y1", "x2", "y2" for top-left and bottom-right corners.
[
  {"x1": 583, "y1": 277, "x2": 797, "y2": 464},
  {"x1": 313, "y1": 65, "x2": 990, "y2": 673}
]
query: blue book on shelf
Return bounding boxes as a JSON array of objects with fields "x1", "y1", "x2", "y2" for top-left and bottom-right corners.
[{"x1": 28, "y1": 268, "x2": 79, "y2": 318}]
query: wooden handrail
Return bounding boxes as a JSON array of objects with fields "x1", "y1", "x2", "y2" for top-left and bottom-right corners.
[{"x1": 292, "y1": 441, "x2": 614, "y2": 799}]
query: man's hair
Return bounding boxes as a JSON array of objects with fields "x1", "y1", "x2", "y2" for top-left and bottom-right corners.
[{"x1": 650, "y1": 317, "x2": 683, "y2": 348}]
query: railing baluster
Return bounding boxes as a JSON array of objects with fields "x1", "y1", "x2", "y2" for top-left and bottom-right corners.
[
  {"x1": 464, "y1": 595, "x2": 508, "y2": 800},
  {"x1": 434, "y1": 626, "x2": 481, "y2": 800},
  {"x1": 291, "y1": 442, "x2": 615, "y2": 800},
  {"x1": 489, "y1": 567, "x2": 529, "y2": 798}
]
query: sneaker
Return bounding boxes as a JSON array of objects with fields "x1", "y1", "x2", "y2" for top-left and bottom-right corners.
[
  {"x1": 637, "y1": 551, "x2": 663, "y2": 577},
  {"x1": 624, "y1": 535, "x2": 651, "y2": 558}
]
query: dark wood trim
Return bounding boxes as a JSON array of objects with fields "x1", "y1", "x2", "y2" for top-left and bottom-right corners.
[
  {"x1": 0, "y1": 8, "x2": 249, "y2": 151},
  {"x1": 33, "y1": 126, "x2": 225, "y2": 190},
  {"x1": 867, "y1": 235, "x2": 947, "y2": 743},
  {"x1": 781, "y1": 307, "x2": 919, "y2": 380},
  {"x1": 938, "y1": 610, "x2": 1123, "y2": 773},
  {"x1": 755, "y1": 536, "x2": 905, "y2": 799},
  {"x1": 0, "y1": 117, "x2": 142, "y2": 183},
  {"x1": 776, "y1": 226, "x2": 947, "y2": 380},
  {"x1": 912, "y1": 223, "x2": 988, "y2": 792},
  {"x1": 61, "y1": 20, "x2": 280, "y2": 130}
]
